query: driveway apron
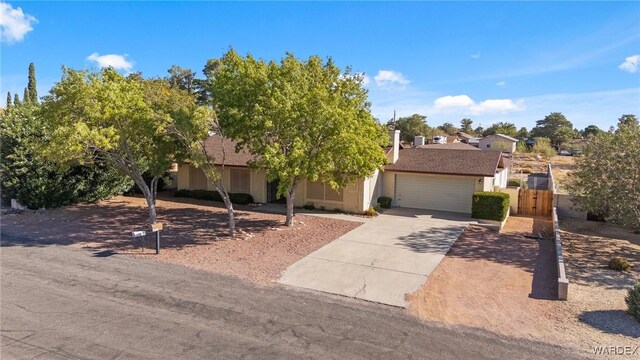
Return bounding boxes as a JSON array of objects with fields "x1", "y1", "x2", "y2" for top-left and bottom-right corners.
[{"x1": 279, "y1": 208, "x2": 472, "y2": 307}]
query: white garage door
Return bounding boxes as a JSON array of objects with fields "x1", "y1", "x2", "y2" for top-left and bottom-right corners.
[{"x1": 394, "y1": 174, "x2": 476, "y2": 213}]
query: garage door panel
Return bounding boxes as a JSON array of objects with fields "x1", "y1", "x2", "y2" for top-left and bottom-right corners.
[{"x1": 395, "y1": 174, "x2": 475, "y2": 213}]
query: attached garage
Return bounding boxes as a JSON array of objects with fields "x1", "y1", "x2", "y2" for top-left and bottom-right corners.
[{"x1": 394, "y1": 173, "x2": 476, "y2": 213}]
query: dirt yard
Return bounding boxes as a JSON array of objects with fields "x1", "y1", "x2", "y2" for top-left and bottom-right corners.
[
  {"x1": 511, "y1": 154, "x2": 576, "y2": 192},
  {"x1": 1, "y1": 195, "x2": 361, "y2": 285},
  {"x1": 407, "y1": 216, "x2": 640, "y2": 357}
]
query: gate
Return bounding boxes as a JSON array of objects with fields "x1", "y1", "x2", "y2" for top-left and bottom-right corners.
[{"x1": 518, "y1": 188, "x2": 553, "y2": 217}]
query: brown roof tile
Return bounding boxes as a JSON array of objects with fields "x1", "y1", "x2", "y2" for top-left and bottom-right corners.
[
  {"x1": 203, "y1": 135, "x2": 253, "y2": 167},
  {"x1": 385, "y1": 148, "x2": 503, "y2": 176},
  {"x1": 418, "y1": 143, "x2": 480, "y2": 150}
]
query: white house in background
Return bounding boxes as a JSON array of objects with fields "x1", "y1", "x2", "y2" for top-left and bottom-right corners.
[{"x1": 478, "y1": 134, "x2": 519, "y2": 153}]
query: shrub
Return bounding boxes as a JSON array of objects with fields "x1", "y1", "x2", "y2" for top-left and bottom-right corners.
[
  {"x1": 303, "y1": 203, "x2": 316, "y2": 210},
  {"x1": 608, "y1": 257, "x2": 632, "y2": 272},
  {"x1": 626, "y1": 282, "x2": 640, "y2": 321},
  {"x1": 378, "y1": 196, "x2": 392, "y2": 209},
  {"x1": 471, "y1": 192, "x2": 510, "y2": 221},
  {"x1": 363, "y1": 207, "x2": 377, "y2": 217},
  {"x1": 520, "y1": 168, "x2": 533, "y2": 174},
  {"x1": 333, "y1": 208, "x2": 343, "y2": 213},
  {"x1": 174, "y1": 189, "x2": 253, "y2": 204},
  {"x1": 373, "y1": 203, "x2": 382, "y2": 212},
  {"x1": 532, "y1": 137, "x2": 556, "y2": 158},
  {"x1": 507, "y1": 179, "x2": 523, "y2": 187}
]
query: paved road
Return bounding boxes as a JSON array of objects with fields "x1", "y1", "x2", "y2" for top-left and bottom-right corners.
[
  {"x1": 280, "y1": 208, "x2": 471, "y2": 307},
  {"x1": 1, "y1": 234, "x2": 585, "y2": 360}
]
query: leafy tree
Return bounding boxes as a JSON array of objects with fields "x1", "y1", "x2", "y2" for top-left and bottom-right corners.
[
  {"x1": 582, "y1": 125, "x2": 603, "y2": 138},
  {"x1": 459, "y1": 118, "x2": 473, "y2": 133},
  {"x1": 516, "y1": 127, "x2": 529, "y2": 140},
  {"x1": 532, "y1": 137, "x2": 556, "y2": 158},
  {"x1": 208, "y1": 50, "x2": 388, "y2": 226},
  {"x1": 27, "y1": 63, "x2": 38, "y2": 103},
  {"x1": 23, "y1": 88, "x2": 29, "y2": 103},
  {"x1": 473, "y1": 125, "x2": 484, "y2": 135},
  {"x1": 6, "y1": 92, "x2": 11, "y2": 108},
  {"x1": 41, "y1": 68, "x2": 189, "y2": 224},
  {"x1": 483, "y1": 122, "x2": 517, "y2": 137},
  {"x1": 386, "y1": 113, "x2": 430, "y2": 143},
  {"x1": 0, "y1": 102, "x2": 130, "y2": 208},
  {"x1": 13, "y1": 93, "x2": 20, "y2": 106},
  {"x1": 531, "y1": 112, "x2": 574, "y2": 146},
  {"x1": 618, "y1": 114, "x2": 638, "y2": 128},
  {"x1": 438, "y1": 122, "x2": 458, "y2": 135},
  {"x1": 167, "y1": 65, "x2": 196, "y2": 94},
  {"x1": 567, "y1": 120, "x2": 640, "y2": 231}
]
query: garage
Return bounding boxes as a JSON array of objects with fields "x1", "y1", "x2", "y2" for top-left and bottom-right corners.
[{"x1": 394, "y1": 173, "x2": 477, "y2": 213}]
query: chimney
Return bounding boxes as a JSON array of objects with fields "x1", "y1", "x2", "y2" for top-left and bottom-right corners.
[
  {"x1": 388, "y1": 129, "x2": 400, "y2": 164},
  {"x1": 414, "y1": 135, "x2": 425, "y2": 146}
]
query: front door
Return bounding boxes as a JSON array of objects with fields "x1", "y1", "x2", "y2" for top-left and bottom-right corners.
[{"x1": 266, "y1": 179, "x2": 284, "y2": 203}]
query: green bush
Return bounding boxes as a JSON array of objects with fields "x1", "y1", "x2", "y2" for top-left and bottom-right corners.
[
  {"x1": 303, "y1": 203, "x2": 316, "y2": 210},
  {"x1": 626, "y1": 281, "x2": 640, "y2": 321},
  {"x1": 608, "y1": 257, "x2": 632, "y2": 272},
  {"x1": 373, "y1": 203, "x2": 382, "y2": 212},
  {"x1": 333, "y1": 208, "x2": 343, "y2": 213},
  {"x1": 378, "y1": 196, "x2": 392, "y2": 209},
  {"x1": 520, "y1": 168, "x2": 533, "y2": 174},
  {"x1": 363, "y1": 207, "x2": 377, "y2": 217},
  {"x1": 507, "y1": 179, "x2": 523, "y2": 187},
  {"x1": 471, "y1": 192, "x2": 510, "y2": 221},
  {"x1": 174, "y1": 189, "x2": 254, "y2": 204}
]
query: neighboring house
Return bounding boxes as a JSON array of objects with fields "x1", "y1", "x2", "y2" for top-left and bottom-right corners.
[
  {"x1": 418, "y1": 142, "x2": 479, "y2": 150},
  {"x1": 446, "y1": 135, "x2": 461, "y2": 144},
  {"x1": 177, "y1": 131, "x2": 510, "y2": 214},
  {"x1": 478, "y1": 134, "x2": 518, "y2": 153},
  {"x1": 455, "y1": 132, "x2": 481, "y2": 147}
]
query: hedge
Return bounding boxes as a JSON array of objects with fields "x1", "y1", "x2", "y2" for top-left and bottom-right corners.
[
  {"x1": 471, "y1": 192, "x2": 510, "y2": 221},
  {"x1": 378, "y1": 196, "x2": 392, "y2": 209},
  {"x1": 507, "y1": 179, "x2": 523, "y2": 187},
  {"x1": 174, "y1": 189, "x2": 254, "y2": 205}
]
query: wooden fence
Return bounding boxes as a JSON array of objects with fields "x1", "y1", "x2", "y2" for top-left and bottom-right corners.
[{"x1": 518, "y1": 188, "x2": 553, "y2": 217}]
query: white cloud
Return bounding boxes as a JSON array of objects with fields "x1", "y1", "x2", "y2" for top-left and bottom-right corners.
[
  {"x1": 374, "y1": 70, "x2": 410, "y2": 87},
  {"x1": 618, "y1": 55, "x2": 640, "y2": 73},
  {"x1": 434, "y1": 95, "x2": 475, "y2": 109},
  {"x1": 433, "y1": 94, "x2": 525, "y2": 115},
  {"x1": 0, "y1": 2, "x2": 37, "y2": 44},
  {"x1": 470, "y1": 53, "x2": 481, "y2": 59},
  {"x1": 87, "y1": 52, "x2": 134, "y2": 71},
  {"x1": 496, "y1": 81, "x2": 506, "y2": 87}
]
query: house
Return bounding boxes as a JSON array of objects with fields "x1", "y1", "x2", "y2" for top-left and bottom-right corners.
[
  {"x1": 455, "y1": 131, "x2": 481, "y2": 147},
  {"x1": 478, "y1": 134, "x2": 518, "y2": 153},
  {"x1": 177, "y1": 130, "x2": 510, "y2": 214},
  {"x1": 417, "y1": 142, "x2": 479, "y2": 150}
]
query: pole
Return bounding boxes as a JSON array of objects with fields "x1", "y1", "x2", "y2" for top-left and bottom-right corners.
[{"x1": 155, "y1": 231, "x2": 160, "y2": 254}]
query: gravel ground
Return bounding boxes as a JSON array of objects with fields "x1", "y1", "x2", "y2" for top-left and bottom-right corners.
[
  {"x1": 1, "y1": 195, "x2": 361, "y2": 284},
  {"x1": 407, "y1": 216, "x2": 640, "y2": 358}
]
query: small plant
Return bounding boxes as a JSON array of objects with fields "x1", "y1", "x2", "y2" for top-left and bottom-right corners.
[
  {"x1": 377, "y1": 196, "x2": 392, "y2": 209},
  {"x1": 363, "y1": 206, "x2": 377, "y2": 217},
  {"x1": 319, "y1": 205, "x2": 326, "y2": 211},
  {"x1": 626, "y1": 281, "x2": 640, "y2": 321},
  {"x1": 507, "y1": 179, "x2": 523, "y2": 187},
  {"x1": 520, "y1": 168, "x2": 533, "y2": 174},
  {"x1": 373, "y1": 203, "x2": 382, "y2": 212},
  {"x1": 608, "y1": 257, "x2": 632, "y2": 272},
  {"x1": 333, "y1": 208, "x2": 343, "y2": 213},
  {"x1": 303, "y1": 203, "x2": 316, "y2": 210}
]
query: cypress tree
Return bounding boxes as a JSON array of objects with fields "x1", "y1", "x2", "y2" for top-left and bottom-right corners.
[
  {"x1": 13, "y1": 93, "x2": 20, "y2": 106},
  {"x1": 6, "y1": 92, "x2": 11, "y2": 108},
  {"x1": 27, "y1": 63, "x2": 37, "y2": 103},
  {"x1": 23, "y1": 88, "x2": 30, "y2": 104}
]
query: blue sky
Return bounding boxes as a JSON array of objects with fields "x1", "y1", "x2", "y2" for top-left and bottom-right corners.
[{"x1": 1, "y1": 1, "x2": 639, "y2": 131}]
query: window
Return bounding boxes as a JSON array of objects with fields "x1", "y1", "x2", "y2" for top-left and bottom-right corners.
[
  {"x1": 486, "y1": 144, "x2": 491, "y2": 148},
  {"x1": 230, "y1": 168, "x2": 250, "y2": 193},
  {"x1": 307, "y1": 181, "x2": 343, "y2": 201}
]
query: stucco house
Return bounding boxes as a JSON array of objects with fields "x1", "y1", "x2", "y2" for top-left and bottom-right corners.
[
  {"x1": 478, "y1": 134, "x2": 518, "y2": 153},
  {"x1": 177, "y1": 130, "x2": 510, "y2": 214}
]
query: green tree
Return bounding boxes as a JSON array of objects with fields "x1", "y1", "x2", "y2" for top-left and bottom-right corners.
[
  {"x1": 0, "y1": 102, "x2": 130, "y2": 208},
  {"x1": 618, "y1": 114, "x2": 638, "y2": 128},
  {"x1": 6, "y1": 92, "x2": 11, "y2": 108},
  {"x1": 208, "y1": 50, "x2": 389, "y2": 226},
  {"x1": 167, "y1": 65, "x2": 197, "y2": 94},
  {"x1": 567, "y1": 120, "x2": 640, "y2": 231},
  {"x1": 41, "y1": 68, "x2": 189, "y2": 224},
  {"x1": 473, "y1": 125, "x2": 484, "y2": 135},
  {"x1": 459, "y1": 118, "x2": 473, "y2": 133},
  {"x1": 386, "y1": 113, "x2": 430, "y2": 143},
  {"x1": 27, "y1": 63, "x2": 38, "y2": 103},
  {"x1": 438, "y1": 122, "x2": 458, "y2": 135},
  {"x1": 483, "y1": 122, "x2": 517, "y2": 137},
  {"x1": 531, "y1": 112, "x2": 574, "y2": 146},
  {"x1": 23, "y1": 88, "x2": 29, "y2": 104},
  {"x1": 581, "y1": 125, "x2": 603, "y2": 138},
  {"x1": 13, "y1": 93, "x2": 20, "y2": 106},
  {"x1": 516, "y1": 127, "x2": 529, "y2": 140}
]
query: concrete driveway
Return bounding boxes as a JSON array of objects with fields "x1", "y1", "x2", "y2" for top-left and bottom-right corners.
[{"x1": 278, "y1": 208, "x2": 473, "y2": 307}]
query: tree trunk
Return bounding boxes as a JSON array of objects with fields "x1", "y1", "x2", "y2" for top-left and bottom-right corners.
[
  {"x1": 131, "y1": 172, "x2": 157, "y2": 225},
  {"x1": 213, "y1": 181, "x2": 236, "y2": 237},
  {"x1": 285, "y1": 188, "x2": 296, "y2": 227},
  {"x1": 150, "y1": 176, "x2": 159, "y2": 204}
]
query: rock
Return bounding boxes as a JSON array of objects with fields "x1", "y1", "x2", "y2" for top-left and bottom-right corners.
[{"x1": 35, "y1": 208, "x2": 48, "y2": 215}]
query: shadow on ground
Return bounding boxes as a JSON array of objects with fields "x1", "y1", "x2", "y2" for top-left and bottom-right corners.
[{"x1": 579, "y1": 310, "x2": 640, "y2": 338}]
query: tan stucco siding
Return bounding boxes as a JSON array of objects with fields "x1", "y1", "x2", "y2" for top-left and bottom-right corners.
[
  {"x1": 177, "y1": 164, "x2": 267, "y2": 203},
  {"x1": 293, "y1": 179, "x2": 368, "y2": 213}
]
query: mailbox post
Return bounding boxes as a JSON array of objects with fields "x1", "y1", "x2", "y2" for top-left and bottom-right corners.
[{"x1": 150, "y1": 222, "x2": 164, "y2": 254}]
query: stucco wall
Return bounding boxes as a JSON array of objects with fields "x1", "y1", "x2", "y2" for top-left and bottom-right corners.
[
  {"x1": 500, "y1": 187, "x2": 520, "y2": 215},
  {"x1": 177, "y1": 164, "x2": 267, "y2": 203},
  {"x1": 293, "y1": 179, "x2": 367, "y2": 213}
]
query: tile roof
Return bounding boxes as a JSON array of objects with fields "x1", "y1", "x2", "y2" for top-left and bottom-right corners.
[
  {"x1": 203, "y1": 135, "x2": 253, "y2": 167},
  {"x1": 418, "y1": 143, "x2": 480, "y2": 150},
  {"x1": 385, "y1": 148, "x2": 503, "y2": 176}
]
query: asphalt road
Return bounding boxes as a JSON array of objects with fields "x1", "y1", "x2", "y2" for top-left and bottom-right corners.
[{"x1": 1, "y1": 234, "x2": 586, "y2": 360}]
